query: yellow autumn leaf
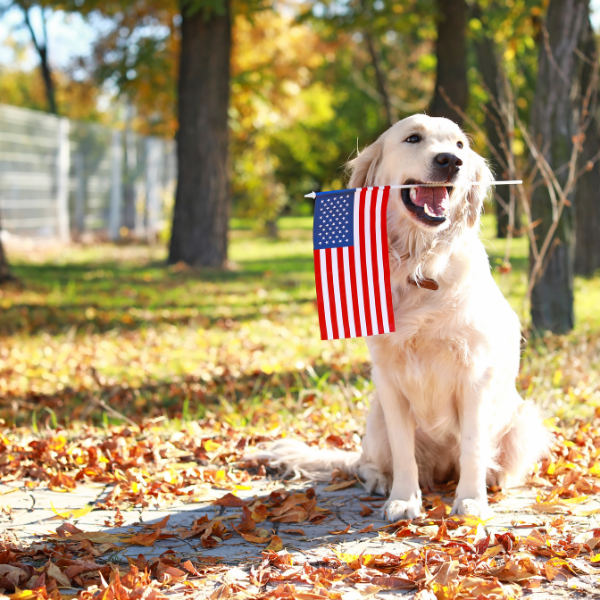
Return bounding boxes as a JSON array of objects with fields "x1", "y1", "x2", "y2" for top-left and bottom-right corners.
[
  {"x1": 589, "y1": 463, "x2": 600, "y2": 476},
  {"x1": 265, "y1": 535, "x2": 283, "y2": 552},
  {"x1": 51, "y1": 503, "x2": 94, "y2": 520},
  {"x1": 204, "y1": 439, "x2": 221, "y2": 452},
  {"x1": 552, "y1": 370, "x2": 562, "y2": 386},
  {"x1": 9, "y1": 590, "x2": 39, "y2": 600},
  {"x1": 562, "y1": 496, "x2": 589, "y2": 504}
]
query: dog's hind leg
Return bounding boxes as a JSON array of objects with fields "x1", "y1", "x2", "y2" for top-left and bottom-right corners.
[
  {"x1": 492, "y1": 396, "x2": 551, "y2": 488},
  {"x1": 358, "y1": 394, "x2": 392, "y2": 496}
]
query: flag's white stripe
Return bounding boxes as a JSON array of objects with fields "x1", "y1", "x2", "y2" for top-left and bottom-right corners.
[
  {"x1": 330, "y1": 249, "x2": 345, "y2": 339},
  {"x1": 363, "y1": 188, "x2": 379, "y2": 335},
  {"x1": 342, "y1": 246, "x2": 356, "y2": 338},
  {"x1": 353, "y1": 190, "x2": 367, "y2": 335},
  {"x1": 319, "y1": 249, "x2": 333, "y2": 340},
  {"x1": 375, "y1": 188, "x2": 390, "y2": 333}
]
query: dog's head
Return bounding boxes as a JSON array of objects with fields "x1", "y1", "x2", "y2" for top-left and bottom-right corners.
[{"x1": 348, "y1": 114, "x2": 492, "y2": 232}]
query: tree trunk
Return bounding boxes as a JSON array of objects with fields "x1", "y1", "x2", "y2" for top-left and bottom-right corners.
[
  {"x1": 530, "y1": 0, "x2": 589, "y2": 334},
  {"x1": 363, "y1": 29, "x2": 393, "y2": 128},
  {"x1": 168, "y1": 0, "x2": 231, "y2": 268},
  {"x1": 429, "y1": 0, "x2": 469, "y2": 126},
  {"x1": 21, "y1": 5, "x2": 57, "y2": 115},
  {"x1": 0, "y1": 234, "x2": 13, "y2": 284},
  {"x1": 574, "y1": 19, "x2": 600, "y2": 276},
  {"x1": 39, "y1": 46, "x2": 57, "y2": 115},
  {"x1": 471, "y1": 4, "x2": 521, "y2": 238}
]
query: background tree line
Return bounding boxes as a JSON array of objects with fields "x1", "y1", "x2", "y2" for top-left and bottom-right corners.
[{"x1": 0, "y1": 0, "x2": 599, "y2": 335}]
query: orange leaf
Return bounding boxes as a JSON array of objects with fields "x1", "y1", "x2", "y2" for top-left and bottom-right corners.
[
  {"x1": 359, "y1": 503, "x2": 373, "y2": 517},
  {"x1": 123, "y1": 529, "x2": 162, "y2": 547},
  {"x1": 53, "y1": 531, "x2": 124, "y2": 544},
  {"x1": 46, "y1": 563, "x2": 71, "y2": 588},
  {"x1": 49, "y1": 473, "x2": 76, "y2": 492},
  {"x1": 328, "y1": 524, "x2": 351, "y2": 535},
  {"x1": 213, "y1": 493, "x2": 246, "y2": 507},
  {"x1": 281, "y1": 528, "x2": 306, "y2": 535},
  {"x1": 369, "y1": 576, "x2": 414, "y2": 589},
  {"x1": 236, "y1": 507, "x2": 256, "y2": 533},
  {"x1": 158, "y1": 566, "x2": 187, "y2": 583},
  {"x1": 426, "y1": 504, "x2": 447, "y2": 519},
  {"x1": 237, "y1": 529, "x2": 272, "y2": 544},
  {"x1": 358, "y1": 524, "x2": 373, "y2": 533},
  {"x1": 181, "y1": 560, "x2": 200, "y2": 576},
  {"x1": 271, "y1": 506, "x2": 309, "y2": 523},
  {"x1": 147, "y1": 515, "x2": 170, "y2": 530},
  {"x1": 251, "y1": 503, "x2": 268, "y2": 523}
]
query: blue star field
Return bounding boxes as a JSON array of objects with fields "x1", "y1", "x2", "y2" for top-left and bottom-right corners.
[{"x1": 313, "y1": 191, "x2": 355, "y2": 249}]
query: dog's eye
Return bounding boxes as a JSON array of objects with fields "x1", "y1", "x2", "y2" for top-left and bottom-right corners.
[
  {"x1": 405, "y1": 134, "x2": 421, "y2": 144},
  {"x1": 457, "y1": 141, "x2": 464, "y2": 149}
]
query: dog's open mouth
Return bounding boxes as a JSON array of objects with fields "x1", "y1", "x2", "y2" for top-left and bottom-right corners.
[{"x1": 401, "y1": 180, "x2": 452, "y2": 226}]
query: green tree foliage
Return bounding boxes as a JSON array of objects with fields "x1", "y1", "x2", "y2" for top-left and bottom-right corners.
[{"x1": 2, "y1": 0, "x2": 548, "y2": 221}]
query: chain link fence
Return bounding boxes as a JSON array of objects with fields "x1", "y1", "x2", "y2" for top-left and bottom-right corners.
[{"x1": 0, "y1": 104, "x2": 176, "y2": 242}]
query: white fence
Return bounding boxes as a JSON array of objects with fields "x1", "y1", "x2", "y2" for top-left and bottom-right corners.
[{"x1": 0, "y1": 104, "x2": 176, "y2": 241}]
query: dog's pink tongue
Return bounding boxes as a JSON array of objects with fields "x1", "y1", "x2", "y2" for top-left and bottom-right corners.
[{"x1": 413, "y1": 186, "x2": 449, "y2": 216}]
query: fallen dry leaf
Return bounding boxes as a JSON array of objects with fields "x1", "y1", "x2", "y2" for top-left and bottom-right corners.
[
  {"x1": 328, "y1": 524, "x2": 351, "y2": 535},
  {"x1": 281, "y1": 528, "x2": 306, "y2": 536},
  {"x1": 323, "y1": 480, "x2": 358, "y2": 492},
  {"x1": 213, "y1": 493, "x2": 246, "y2": 507},
  {"x1": 265, "y1": 535, "x2": 283, "y2": 552}
]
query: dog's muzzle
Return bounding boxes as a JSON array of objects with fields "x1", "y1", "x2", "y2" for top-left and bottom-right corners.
[{"x1": 401, "y1": 180, "x2": 453, "y2": 226}]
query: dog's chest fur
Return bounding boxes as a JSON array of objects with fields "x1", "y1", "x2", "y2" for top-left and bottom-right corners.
[{"x1": 366, "y1": 241, "x2": 489, "y2": 437}]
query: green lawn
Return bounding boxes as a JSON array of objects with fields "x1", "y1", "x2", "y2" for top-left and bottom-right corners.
[{"x1": 1, "y1": 209, "x2": 599, "y2": 428}]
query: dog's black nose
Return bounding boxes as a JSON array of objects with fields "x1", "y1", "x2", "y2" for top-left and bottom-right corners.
[{"x1": 434, "y1": 153, "x2": 462, "y2": 174}]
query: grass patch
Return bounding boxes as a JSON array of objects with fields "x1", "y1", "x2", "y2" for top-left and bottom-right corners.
[{"x1": 0, "y1": 211, "x2": 599, "y2": 427}]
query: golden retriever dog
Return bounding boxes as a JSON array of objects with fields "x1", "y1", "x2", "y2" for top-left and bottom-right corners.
[{"x1": 256, "y1": 114, "x2": 549, "y2": 521}]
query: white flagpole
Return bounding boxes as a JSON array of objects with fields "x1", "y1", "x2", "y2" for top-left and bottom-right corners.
[{"x1": 303, "y1": 180, "x2": 523, "y2": 199}]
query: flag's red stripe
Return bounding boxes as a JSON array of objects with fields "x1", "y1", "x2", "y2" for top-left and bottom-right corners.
[
  {"x1": 348, "y1": 245, "x2": 361, "y2": 337},
  {"x1": 337, "y1": 247, "x2": 350, "y2": 338},
  {"x1": 325, "y1": 249, "x2": 339, "y2": 339},
  {"x1": 370, "y1": 187, "x2": 384, "y2": 334},
  {"x1": 313, "y1": 249, "x2": 328, "y2": 340},
  {"x1": 359, "y1": 188, "x2": 373, "y2": 336},
  {"x1": 381, "y1": 187, "x2": 395, "y2": 332}
]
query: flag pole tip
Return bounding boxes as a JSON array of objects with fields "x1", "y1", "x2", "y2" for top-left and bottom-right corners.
[{"x1": 304, "y1": 192, "x2": 316, "y2": 199}]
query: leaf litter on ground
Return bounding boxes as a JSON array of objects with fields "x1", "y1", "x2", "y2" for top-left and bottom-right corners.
[
  {"x1": 0, "y1": 240, "x2": 600, "y2": 599},
  {"x1": 0, "y1": 407, "x2": 598, "y2": 599}
]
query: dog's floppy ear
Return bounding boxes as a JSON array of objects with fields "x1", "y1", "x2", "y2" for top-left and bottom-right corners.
[
  {"x1": 466, "y1": 152, "x2": 493, "y2": 228},
  {"x1": 348, "y1": 140, "x2": 383, "y2": 188}
]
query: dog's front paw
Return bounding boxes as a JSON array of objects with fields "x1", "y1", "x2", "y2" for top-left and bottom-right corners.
[
  {"x1": 382, "y1": 497, "x2": 422, "y2": 521},
  {"x1": 451, "y1": 498, "x2": 492, "y2": 519}
]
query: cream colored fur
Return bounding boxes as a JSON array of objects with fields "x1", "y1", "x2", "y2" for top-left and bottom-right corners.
[{"x1": 255, "y1": 115, "x2": 549, "y2": 521}]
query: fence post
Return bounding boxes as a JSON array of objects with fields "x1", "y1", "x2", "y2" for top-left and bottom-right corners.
[
  {"x1": 109, "y1": 130, "x2": 123, "y2": 240},
  {"x1": 56, "y1": 118, "x2": 70, "y2": 242},
  {"x1": 145, "y1": 137, "x2": 161, "y2": 244},
  {"x1": 123, "y1": 127, "x2": 137, "y2": 231},
  {"x1": 74, "y1": 151, "x2": 85, "y2": 234}
]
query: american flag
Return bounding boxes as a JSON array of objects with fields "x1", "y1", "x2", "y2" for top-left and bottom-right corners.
[{"x1": 313, "y1": 187, "x2": 395, "y2": 340}]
